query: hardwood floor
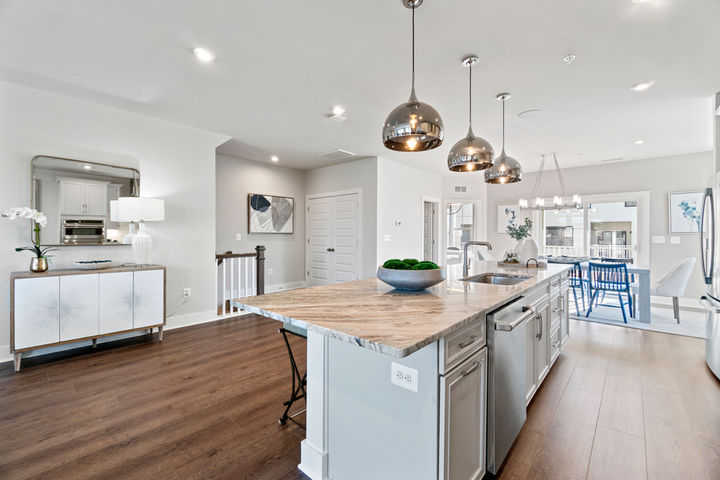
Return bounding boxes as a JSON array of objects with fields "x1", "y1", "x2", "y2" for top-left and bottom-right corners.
[{"x1": 1, "y1": 315, "x2": 718, "y2": 479}]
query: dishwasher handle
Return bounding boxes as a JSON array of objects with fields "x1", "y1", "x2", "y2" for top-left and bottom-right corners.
[{"x1": 494, "y1": 306, "x2": 535, "y2": 331}]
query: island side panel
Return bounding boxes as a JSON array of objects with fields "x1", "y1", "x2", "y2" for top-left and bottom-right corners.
[{"x1": 325, "y1": 337, "x2": 439, "y2": 480}]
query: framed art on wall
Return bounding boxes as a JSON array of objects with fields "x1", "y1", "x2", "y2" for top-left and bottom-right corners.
[
  {"x1": 668, "y1": 191, "x2": 703, "y2": 234},
  {"x1": 497, "y1": 204, "x2": 520, "y2": 234},
  {"x1": 248, "y1": 193, "x2": 295, "y2": 234}
]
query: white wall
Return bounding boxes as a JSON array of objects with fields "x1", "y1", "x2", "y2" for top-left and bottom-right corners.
[
  {"x1": 216, "y1": 154, "x2": 306, "y2": 290},
  {"x1": 0, "y1": 81, "x2": 229, "y2": 358},
  {"x1": 485, "y1": 151, "x2": 713, "y2": 300},
  {"x1": 376, "y1": 157, "x2": 443, "y2": 263},
  {"x1": 305, "y1": 157, "x2": 378, "y2": 279}
]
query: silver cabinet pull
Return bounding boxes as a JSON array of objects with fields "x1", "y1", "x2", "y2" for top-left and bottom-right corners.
[
  {"x1": 536, "y1": 313, "x2": 543, "y2": 340},
  {"x1": 458, "y1": 335, "x2": 479, "y2": 349},
  {"x1": 460, "y1": 361, "x2": 480, "y2": 377},
  {"x1": 327, "y1": 248, "x2": 335, "y2": 252}
]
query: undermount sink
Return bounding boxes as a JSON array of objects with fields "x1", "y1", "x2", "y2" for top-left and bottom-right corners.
[{"x1": 460, "y1": 273, "x2": 532, "y2": 285}]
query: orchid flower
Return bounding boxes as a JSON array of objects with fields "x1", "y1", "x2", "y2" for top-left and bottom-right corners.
[{"x1": 2, "y1": 207, "x2": 48, "y2": 228}]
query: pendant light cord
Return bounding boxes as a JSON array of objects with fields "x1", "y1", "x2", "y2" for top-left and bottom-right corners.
[
  {"x1": 468, "y1": 63, "x2": 472, "y2": 127},
  {"x1": 502, "y1": 97, "x2": 506, "y2": 150},
  {"x1": 411, "y1": 3, "x2": 415, "y2": 92}
]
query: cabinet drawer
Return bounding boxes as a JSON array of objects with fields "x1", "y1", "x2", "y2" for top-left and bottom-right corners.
[
  {"x1": 439, "y1": 318, "x2": 486, "y2": 375},
  {"x1": 550, "y1": 325, "x2": 561, "y2": 363}
]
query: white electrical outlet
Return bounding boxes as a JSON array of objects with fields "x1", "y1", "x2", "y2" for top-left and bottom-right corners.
[
  {"x1": 652, "y1": 236, "x2": 666, "y2": 244},
  {"x1": 183, "y1": 288, "x2": 192, "y2": 298},
  {"x1": 670, "y1": 236, "x2": 681, "y2": 245},
  {"x1": 236, "y1": 233, "x2": 242, "y2": 241},
  {"x1": 390, "y1": 362, "x2": 418, "y2": 392},
  {"x1": 384, "y1": 234, "x2": 391, "y2": 242},
  {"x1": 268, "y1": 268, "x2": 274, "y2": 276}
]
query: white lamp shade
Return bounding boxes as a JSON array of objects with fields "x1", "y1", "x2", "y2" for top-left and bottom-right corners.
[{"x1": 116, "y1": 197, "x2": 165, "y2": 222}]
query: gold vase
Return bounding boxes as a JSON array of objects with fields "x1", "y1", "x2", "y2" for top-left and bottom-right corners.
[{"x1": 30, "y1": 257, "x2": 48, "y2": 273}]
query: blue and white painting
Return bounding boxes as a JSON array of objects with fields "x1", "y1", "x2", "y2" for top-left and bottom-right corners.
[
  {"x1": 497, "y1": 204, "x2": 521, "y2": 234},
  {"x1": 669, "y1": 191, "x2": 703, "y2": 233}
]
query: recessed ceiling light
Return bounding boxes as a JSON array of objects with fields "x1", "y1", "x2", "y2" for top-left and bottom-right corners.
[
  {"x1": 193, "y1": 47, "x2": 216, "y2": 63},
  {"x1": 83, "y1": 165, "x2": 93, "y2": 170},
  {"x1": 630, "y1": 80, "x2": 655, "y2": 91},
  {"x1": 332, "y1": 105, "x2": 346, "y2": 116},
  {"x1": 632, "y1": 0, "x2": 650, "y2": 4},
  {"x1": 563, "y1": 54, "x2": 576, "y2": 64},
  {"x1": 270, "y1": 155, "x2": 279, "y2": 162},
  {"x1": 634, "y1": 139, "x2": 645, "y2": 145}
]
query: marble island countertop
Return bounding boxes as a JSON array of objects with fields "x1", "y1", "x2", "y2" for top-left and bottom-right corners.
[{"x1": 233, "y1": 260, "x2": 571, "y2": 358}]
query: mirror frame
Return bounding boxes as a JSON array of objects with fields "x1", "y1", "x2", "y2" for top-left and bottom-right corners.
[{"x1": 31, "y1": 155, "x2": 140, "y2": 247}]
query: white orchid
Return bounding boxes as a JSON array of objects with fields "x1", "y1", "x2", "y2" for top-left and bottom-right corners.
[{"x1": 2, "y1": 206, "x2": 47, "y2": 228}]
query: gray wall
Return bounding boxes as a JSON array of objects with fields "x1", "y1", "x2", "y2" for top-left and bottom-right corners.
[
  {"x1": 486, "y1": 151, "x2": 713, "y2": 300},
  {"x1": 215, "y1": 154, "x2": 306, "y2": 289},
  {"x1": 305, "y1": 157, "x2": 378, "y2": 279}
]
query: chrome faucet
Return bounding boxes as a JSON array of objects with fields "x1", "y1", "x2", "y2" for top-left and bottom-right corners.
[{"x1": 463, "y1": 241, "x2": 493, "y2": 276}]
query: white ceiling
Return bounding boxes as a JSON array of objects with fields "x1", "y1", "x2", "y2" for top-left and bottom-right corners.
[{"x1": 1, "y1": 0, "x2": 718, "y2": 175}]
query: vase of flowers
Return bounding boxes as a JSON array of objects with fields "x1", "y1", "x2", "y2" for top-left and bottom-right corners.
[
  {"x1": 506, "y1": 218, "x2": 537, "y2": 264},
  {"x1": 1, "y1": 207, "x2": 55, "y2": 273}
]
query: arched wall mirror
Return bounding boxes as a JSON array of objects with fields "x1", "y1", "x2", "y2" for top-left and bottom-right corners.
[{"x1": 31, "y1": 155, "x2": 140, "y2": 246}]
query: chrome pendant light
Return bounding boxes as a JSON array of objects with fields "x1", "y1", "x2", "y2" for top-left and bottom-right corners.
[
  {"x1": 382, "y1": 0, "x2": 444, "y2": 152},
  {"x1": 485, "y1": 93, "x2": 523, "y2": 184},
  {"x1": 447, "y1": 56, "x2": 494, "y2": 172}
]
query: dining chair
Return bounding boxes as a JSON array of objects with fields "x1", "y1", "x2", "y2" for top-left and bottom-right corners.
[
  {"x1": 278, "y1": 323, "x2": 307, "y2": 429},
  {"x1": 586, "y1": 262, "x2": 633, "y2": 323},
  {"x1": 632, "y1": 257, "x2": 696, "y2": 323},
  {"x1": 568, "y1": 261, "x2": 587, "y2": 315}
]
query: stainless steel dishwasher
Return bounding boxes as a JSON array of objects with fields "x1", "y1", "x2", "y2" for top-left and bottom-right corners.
[{"x1": 485, "y1": 294, "x2": 538, "y2": 475}]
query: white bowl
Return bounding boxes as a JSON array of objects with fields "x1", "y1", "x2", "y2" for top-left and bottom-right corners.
[{"x1": 377, "y1": 266, "x2": 446, "y2": 291}]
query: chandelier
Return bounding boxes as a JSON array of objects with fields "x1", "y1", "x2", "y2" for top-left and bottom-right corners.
[{"x1": 518, "y1": 153, "x2": 581, "y2": 209}]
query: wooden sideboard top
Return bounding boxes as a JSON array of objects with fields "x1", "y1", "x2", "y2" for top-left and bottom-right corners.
[{"x1": 11, "y1": 264, "x2": 165, "y2": 279}]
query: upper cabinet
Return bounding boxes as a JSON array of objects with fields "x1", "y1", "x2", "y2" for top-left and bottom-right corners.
[{"x1": 58, "y1": 178, "x2": 108, "y2": 216}]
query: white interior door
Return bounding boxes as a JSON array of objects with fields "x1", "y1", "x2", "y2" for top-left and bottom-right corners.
[
  {"x1": 423, "y1": 201, "x2": 437, "y2": 262},
  {"x1": 307, "y1": 193, "x2": 360, "y2": 286}
]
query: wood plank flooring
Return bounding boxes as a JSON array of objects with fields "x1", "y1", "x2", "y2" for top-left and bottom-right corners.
[{"x1": 0, "y1": 315, "x2": 718, "y2": 479}]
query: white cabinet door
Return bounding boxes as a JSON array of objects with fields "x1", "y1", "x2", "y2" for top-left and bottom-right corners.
[
  {"x1": 13, "y1": 277, "x2": 60, "y2": 349},
  {"x1": 535, "y1": 305, "x2": 551, "y2": 385},
  {"x1": 99, "y1": 272, "x2": 134, "y2": 334},
  {"x1": 439, "y1": 347, "x2": 487, "y2": 480},
  {"x1": 59, "y1": 180, "x2": 85, "y2": 215},
  {"x1": 134, "y1": 270, "x2": 164, "y2": 328},
  {"x1": 60, "y1": 274, "x2": 99, "y2": 341},
  {"x1": 84, "y1": 183, "x2": 107, "y2": 216}
]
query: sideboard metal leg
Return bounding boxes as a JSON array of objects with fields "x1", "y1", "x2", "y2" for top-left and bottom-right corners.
[
  {"x1": 92, "y1": 338, "x2": 97, "y2": 348},
  {"x1": 158, "y1": 326, "x2": 164, "y2": 342},
  {"x1": 13, "y1": 353, "x2": 21, "y2": 372}
]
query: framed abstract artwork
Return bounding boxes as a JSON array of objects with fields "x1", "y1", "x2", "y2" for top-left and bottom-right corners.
[
  {"x1": 668, "y1": 191, "x2": 703, "y2": 234},
  {"x1": 248, "y1": 193, "x2": 295, "y2": 234},
  {"x1": 497, "y1": 204, "x2": 520, "y2": 234}
]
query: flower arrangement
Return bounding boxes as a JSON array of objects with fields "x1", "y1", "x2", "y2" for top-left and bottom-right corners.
[
  {"x1": 2, "y1": 207, "x2": 56, "y2": 269},
  {"x1": 506, "y1": 218, "x2": 533, "y2": 242}
]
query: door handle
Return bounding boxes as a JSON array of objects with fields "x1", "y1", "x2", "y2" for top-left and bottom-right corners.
[
  {"x1": 494, "y1": 306, "x2": 535, "y2": 331},
  {"x1": 327, "y1": 248, "x2": 335, "y2": 252}
]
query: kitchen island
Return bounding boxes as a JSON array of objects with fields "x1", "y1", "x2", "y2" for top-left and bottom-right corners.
[{"x1": 234, "y1": 261, "x2": 571, "y2": 480}]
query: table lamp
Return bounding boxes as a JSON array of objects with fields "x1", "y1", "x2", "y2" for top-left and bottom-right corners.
[{"x1": 115, "y1": 197, "x2": 165, "y2": 265}]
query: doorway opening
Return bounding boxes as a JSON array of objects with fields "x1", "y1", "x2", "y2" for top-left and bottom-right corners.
[{"x1": 423, "y1": 199, "x2": 439, "y2": 263}]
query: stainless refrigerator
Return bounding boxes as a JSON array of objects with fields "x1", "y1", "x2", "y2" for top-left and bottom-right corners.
[{"x1": 700, "y1": 178, "x2": 720, "y2": 380}]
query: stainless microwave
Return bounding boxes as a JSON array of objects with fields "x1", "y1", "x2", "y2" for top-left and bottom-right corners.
[{"x1": 62, "y1": 219, "x2": 106, "y2": 245}]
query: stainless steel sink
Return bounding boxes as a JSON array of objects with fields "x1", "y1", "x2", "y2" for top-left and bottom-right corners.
[{"x1": 460, "y1": 273, "x2": 532, "y2": 285}]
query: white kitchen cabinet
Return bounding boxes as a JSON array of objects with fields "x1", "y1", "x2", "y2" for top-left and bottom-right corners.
[
  {"x1": 98, "y1": 272, "x2": 134, "y2": 334},
  {"x1": 57, "y1": 177, "x2": 108, "y2": 216},
  {"x1": 11, "y1": 266, "x2": 165, "y2": 371},
  {"x1": 12, "y1": 277, "x2": 60, "y2": 351},
  {"x1": 133, "y1": 269, "x2": 165, "y2": 328},
  {"x1": 440, "y1": 347, "x2": 487, "y2": 480},
  {"x1": 60, "y1": 274, "x2": 99, "y2": 341}
]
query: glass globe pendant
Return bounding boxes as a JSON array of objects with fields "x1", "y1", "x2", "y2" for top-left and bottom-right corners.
[
  {"x1": 485, "y1": 93, "x2": 523, "y2": 184},
  {"x1": 382, "y1": 0, "x2": 444, "y2": 152},
  {"x1": 447, "y1": 56, "x2": 494, "y2": 171}
]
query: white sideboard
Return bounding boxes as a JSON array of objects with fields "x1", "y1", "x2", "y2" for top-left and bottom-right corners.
[{"x1": 10, "y1": 265, "x2": 165, "y2": 372}]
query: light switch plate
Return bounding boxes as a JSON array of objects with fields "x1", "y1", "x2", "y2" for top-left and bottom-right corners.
[
  {"x1": 384, "y1": 234, "x2": 391, "y2": 242},
  {"x1": 390, "y1": 362, "x2": 418, "y2": 392},
  {"x1": 670, "y1": 236, "x2": 681, "y2": 244},
  {"x1": 652, "y1": 236, "x2": 666, "y2": 244},
  {"x1": 236, "y1": 233, "x2": 242, "y2": 241}
]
